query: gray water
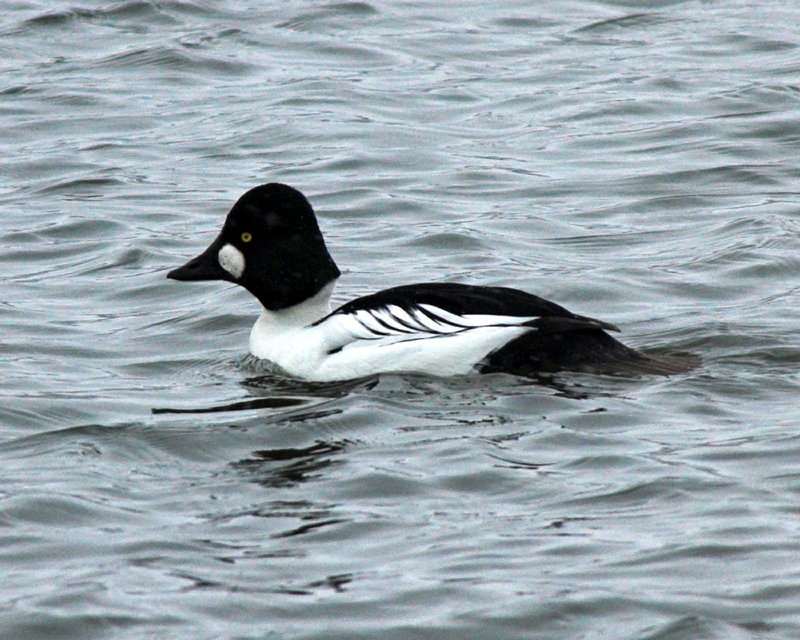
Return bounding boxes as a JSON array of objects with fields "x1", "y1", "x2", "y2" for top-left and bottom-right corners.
[{"x1": 3, "y1": 1, "x2": 800, "y2": 638}]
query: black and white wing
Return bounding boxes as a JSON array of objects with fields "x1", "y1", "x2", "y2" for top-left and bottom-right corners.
[
  {"x1": 316, "y1": 282, "x2": 618, "y2": 354},
  {"x1": 328, "y1": 301, "x2": 534, "y2": 344},
  {"x1": 309, "y1": 283, "x2": 691, "y2": 378},
  {"x1": 324, "y1": 283, "x2": 617, "y2": 334}
]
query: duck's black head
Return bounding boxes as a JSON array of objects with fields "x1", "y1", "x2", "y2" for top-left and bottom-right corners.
[{"x1": 167, "y1": 183, "x2": 341, "y2": 310}]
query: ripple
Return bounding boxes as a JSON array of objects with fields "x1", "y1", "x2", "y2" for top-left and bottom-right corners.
[{"x1": 3, "y1": 0, "x2": 800, "y2": 637}]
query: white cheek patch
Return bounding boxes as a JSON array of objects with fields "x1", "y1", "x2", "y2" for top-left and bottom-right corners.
[{"x1": 218, "y1": 243, "x2": 245, "y2": 279}]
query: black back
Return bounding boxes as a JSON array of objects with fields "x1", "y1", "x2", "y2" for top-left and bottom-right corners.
[{"x1": 328, "y1": 282, "x2": 619, "y2": 333}]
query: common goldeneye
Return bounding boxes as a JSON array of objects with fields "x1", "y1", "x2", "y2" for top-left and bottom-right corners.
[{"x1": 167, "y1": 183, "x2": 691, "y2": 381}]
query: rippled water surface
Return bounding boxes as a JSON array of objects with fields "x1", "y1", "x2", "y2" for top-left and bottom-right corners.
[{"x1": 3, "y1": 1, "x2": 800, "y2": 638}]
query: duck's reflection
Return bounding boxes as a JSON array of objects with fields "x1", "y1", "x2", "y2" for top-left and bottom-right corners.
[{"x1": 232, "y1": 439, "x2": 352, "y2": 489}]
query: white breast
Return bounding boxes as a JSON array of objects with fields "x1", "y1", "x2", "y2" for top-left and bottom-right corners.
[{"x1": 249, "y1": 298, "x2": 537, "y2": 381}]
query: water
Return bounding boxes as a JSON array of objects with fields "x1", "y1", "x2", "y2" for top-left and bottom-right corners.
[{"x1": 2, "y1": 1, "x2": 800, "y2": 638}]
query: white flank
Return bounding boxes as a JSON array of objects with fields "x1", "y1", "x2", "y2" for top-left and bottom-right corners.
[
  {"x1": 249, "y1": 295, "x2": 539, "y2": 381},
  {"x1": 218, "y1": 243, "x2": 245, "y2": 279}
]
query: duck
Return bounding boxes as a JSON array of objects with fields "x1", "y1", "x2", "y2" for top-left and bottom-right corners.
[{"x1": 167, "y1": 183, "x2": 692, "y2": 381}]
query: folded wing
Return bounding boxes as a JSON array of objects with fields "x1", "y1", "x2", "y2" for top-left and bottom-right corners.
[
  {"x1": 317, "y1": 282, "x2": 616, "y2": 357},
  {"x1": 315, "y1": 283, "x2": 694, "y2": 377}
]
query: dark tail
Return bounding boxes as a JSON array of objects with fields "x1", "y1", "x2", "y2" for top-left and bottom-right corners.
[{"x1": 479, "y1": 329, "x2": 698, "y2": 377}]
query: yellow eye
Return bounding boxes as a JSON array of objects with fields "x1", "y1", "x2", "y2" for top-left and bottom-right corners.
[{"x1": 241, "y1": 232, "x2": 252, "y2": 243}]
